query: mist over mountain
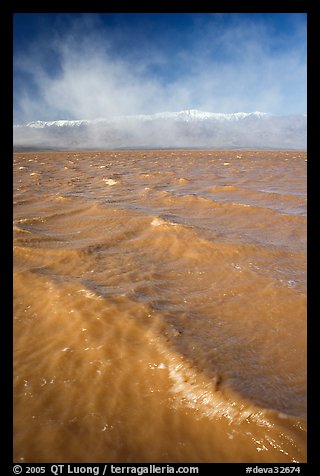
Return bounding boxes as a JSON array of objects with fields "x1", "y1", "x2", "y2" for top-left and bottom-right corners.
[{"x1": 13, "y1": 110, "x2": 307, "y2": 150}]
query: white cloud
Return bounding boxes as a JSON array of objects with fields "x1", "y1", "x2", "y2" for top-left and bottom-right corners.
[{"x1": 13, "y1": 14, "x2": 306, "y2": 125}]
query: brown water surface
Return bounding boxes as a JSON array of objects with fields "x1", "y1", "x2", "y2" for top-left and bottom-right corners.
[{"x1": 13, "y1": 150, "x2": 307, "y2": 462}]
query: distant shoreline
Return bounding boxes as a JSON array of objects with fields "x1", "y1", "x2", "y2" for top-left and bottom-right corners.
[{"x1": 13, "y1": 147, "x2": 307, "y2": 153}]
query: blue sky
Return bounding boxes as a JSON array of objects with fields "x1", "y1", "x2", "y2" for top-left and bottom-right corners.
[{"x1": 13, "y1": 13, "x2": 307, "y2": 123}]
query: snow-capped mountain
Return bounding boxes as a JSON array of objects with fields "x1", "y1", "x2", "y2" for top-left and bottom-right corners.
[
  {"x1": 18, "y1": 110, "x2": 271, "y2": 128},
  {"x1": 13, "y1": 110, "x2": 306, "y2": 150}
]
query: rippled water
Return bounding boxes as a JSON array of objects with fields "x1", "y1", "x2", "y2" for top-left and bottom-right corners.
[{"x1": 13, "y1": 150, "x2": 307, "y2": 463}]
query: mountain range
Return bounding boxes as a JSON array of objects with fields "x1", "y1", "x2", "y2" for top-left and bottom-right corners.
[{"x1": 13, "y1": 109, "x2": 307, "y2": 150}]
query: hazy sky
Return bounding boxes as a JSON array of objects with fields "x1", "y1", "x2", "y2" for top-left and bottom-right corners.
[{"x1": 13, "y1": 13, "x2": 307, "y2": 124}]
